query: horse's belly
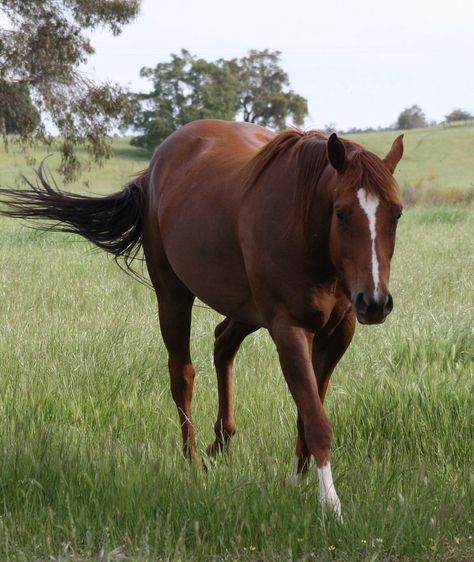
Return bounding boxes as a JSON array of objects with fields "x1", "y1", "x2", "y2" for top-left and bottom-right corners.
[
  {"x1": 159, "y1": 195, "x2": 260, "y2": 323},
  {"x1": 168, "y1": 244, "x2": 259, "y2": 323}
]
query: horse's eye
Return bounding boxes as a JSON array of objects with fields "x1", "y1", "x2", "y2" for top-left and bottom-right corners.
[
  {"x1": 395, "y1": 209, "x2": 403, "y2": 220},
  {"x1": 335, "y1": 209, "x2": 347, "y2": 223}
]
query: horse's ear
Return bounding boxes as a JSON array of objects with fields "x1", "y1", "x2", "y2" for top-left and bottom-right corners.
[
  {"x1": 383, "y1": 134, "x2": 404, "y2": 174},
  {"x1": 327, "y1": 133, "x2": 347, "y2": 173}
]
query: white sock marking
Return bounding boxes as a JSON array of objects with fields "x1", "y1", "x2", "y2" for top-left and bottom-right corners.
[
  {"x1": 317, "y1": 462, "x2": 342, "y2": 520},
  {"x1": 357, "y1": 189, "x2": 380, "y2": 298}
]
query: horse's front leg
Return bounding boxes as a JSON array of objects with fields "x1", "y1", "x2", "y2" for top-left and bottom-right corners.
[
  {"x1": 294, "y1": 306, "x2": 355, "y2": 477},
  {"x1": 270, "y1": 318, "x2": 342, "y2": 519}
]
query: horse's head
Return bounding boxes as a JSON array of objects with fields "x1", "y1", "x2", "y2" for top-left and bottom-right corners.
[{"x1": 327, "y1": 133, "x2": 404, "y2": 324}]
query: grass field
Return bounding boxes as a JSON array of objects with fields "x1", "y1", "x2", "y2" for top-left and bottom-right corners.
[{"x1": 0, "y1": 127, "x2": 473, "y2": 561}]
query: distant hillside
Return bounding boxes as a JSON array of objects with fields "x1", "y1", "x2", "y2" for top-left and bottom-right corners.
[
  {"x1": 1, "y1": 124, "x2": 473, "y2": 204},
  {"x1": 347, "y1": 124, "x2": 474, "y2": 204}
]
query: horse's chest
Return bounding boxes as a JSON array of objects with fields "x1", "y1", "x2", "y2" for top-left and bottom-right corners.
[
  {"x1": 278, "y1": 283, "x2": 339, "y2": 332},
  {"x1": 305, "y1": 292, "x2": 340, "y2": 331}
]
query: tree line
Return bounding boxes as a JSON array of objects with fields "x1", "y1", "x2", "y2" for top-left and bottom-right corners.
[
  {"x1": 126, "y1": 49, "x2": 308, "y2": 151},
  {"x1": 1, "y1": 1, "x2": 472, "y2": 180}
]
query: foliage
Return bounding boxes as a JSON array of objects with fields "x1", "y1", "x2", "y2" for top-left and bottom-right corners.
[
  {"x1": 397, "y1": 104, "x2": 427, "y2": 129},
  {"x1": 129, "y1": 50, "x2": 240, "y2": 150},
  {"x1": 229, "y1": 49, "x2": 308, "y2": 129},
  {"x1": 0, "y1": 0, "x2": 141, "y2": 180},
  {"x1": 445, "y1": 108, "x2": 473, "y2": 122},
  {"x1": 0, "y1": 78, "x2": 40, "y2": 134},
  {"x1": 129, "y1": 49, "x2": 308, "y2": 150}
]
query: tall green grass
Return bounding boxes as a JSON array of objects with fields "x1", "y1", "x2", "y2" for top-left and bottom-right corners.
[
  {"x1": 0, "y1": 201, "x2": 473, "y2": 560},
  {"x1": 1, "y1": 130, "x2": 473, "y2": 559}
]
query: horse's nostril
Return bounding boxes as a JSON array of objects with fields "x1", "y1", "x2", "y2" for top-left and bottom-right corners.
[
  {"x1": 384, "y1": 293, "x2": 393, "y2": 315},
  {"x1": 355, "y1": 292, "x2": 392, "y2": 321},
  {"x1": 355, "y1": 292, "x2": 368, "y2": 315}
]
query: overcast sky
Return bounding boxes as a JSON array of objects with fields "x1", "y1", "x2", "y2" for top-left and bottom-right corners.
[{"x1": 84, "y1": 0, "x2": 474, "y2": 131}]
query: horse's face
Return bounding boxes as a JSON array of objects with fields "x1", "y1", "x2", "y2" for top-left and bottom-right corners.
[{"x1": 327, "y1": 134, "x2": 404, "y2": 324}]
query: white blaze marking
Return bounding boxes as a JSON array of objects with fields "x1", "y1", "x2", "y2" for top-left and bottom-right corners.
[
  {"x1": 317, "y1": 462, "x2": 342, "y2": 520},
  {"x1": 357, "y1": 188, "x2": 380, "y2": 298}
]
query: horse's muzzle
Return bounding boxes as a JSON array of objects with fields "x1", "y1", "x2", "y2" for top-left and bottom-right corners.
[{"x1": 354, "y1": 292, "x2": 393, "y2": 324}]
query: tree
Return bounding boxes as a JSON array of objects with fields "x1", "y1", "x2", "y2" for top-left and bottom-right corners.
[
  {"x1": 129, "y1": 49, "x2": 308, "y2": 149},
  {"x1": 0, "y1": 0, "x2": 141, "y2": 180},
  {"x1": 129, "y1": 50, "x2": 239, "y2": 150},
  {"x1": 0, "y1": 79, "x2": 40, "y2": 134},
  {"x1": 445, "y1": 108, "x2": 473, "y2": 123},
  {"x1": 397, "y1": 105, "x2": 427, "y2": 130},
  {"x1": 229, "y1": 49, "x2": 308, "y2": 129}
]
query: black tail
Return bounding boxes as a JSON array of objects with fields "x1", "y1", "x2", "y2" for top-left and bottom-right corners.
[{"x1": 0, "y1": 162, "x2": 147, "y2": 280}]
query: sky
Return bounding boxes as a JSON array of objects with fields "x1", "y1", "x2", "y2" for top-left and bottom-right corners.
[{"x1": 84, "y1": 0, "x2": 474, "y2": 131}]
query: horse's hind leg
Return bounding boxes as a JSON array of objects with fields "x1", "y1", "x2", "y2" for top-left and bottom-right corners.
[
  {"x1": 207, "y1": 317, "x2": 257, "y2": 457},
  {"x1": 293, "y1": 307, "x2": 355, "y2": 477},
  {"x1": 144, "y1": 241, "x2": 202, "y2": 466},
  {"x1": 159, "y1": 292, "x2": 202, "y2": 465}
]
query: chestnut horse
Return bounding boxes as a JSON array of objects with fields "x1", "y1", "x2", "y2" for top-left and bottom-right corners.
[{"x1": 0, "y1": 119, "x2": 404, "y2": 518}]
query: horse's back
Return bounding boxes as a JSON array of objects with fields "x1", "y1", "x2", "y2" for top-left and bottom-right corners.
[
  {"x1": 151, "y1": 119, "x2": 272, "y2": 176},
  {"x1": 145, "y1": 120, "x2": 273, "y2": 322},
  {"x1": 161, "y1": 118, "x2": 272, "y2": 151}
]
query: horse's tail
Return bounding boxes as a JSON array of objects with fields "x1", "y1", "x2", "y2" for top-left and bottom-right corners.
[{"x1": 0, "y1": 162, "x2": 148, "y2": 280}]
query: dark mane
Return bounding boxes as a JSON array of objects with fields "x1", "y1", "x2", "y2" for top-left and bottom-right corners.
[
  {"x1": 242, "y1": 129, "x2": 401, "y2": 237},
  {"x1": 241, "y1": 129, "x2": 305, "y2": 192}
]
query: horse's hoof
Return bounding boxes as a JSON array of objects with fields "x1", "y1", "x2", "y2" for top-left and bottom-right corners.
[
  {"x1": 206, "y1": 441, "x2": 224, "y2": 457},
  {"x1": 320, "y1": 496, "x2": 343, "y2": 523},
  {"x1": 191, "y1": 455, "x2": 207, "y2": 473}
]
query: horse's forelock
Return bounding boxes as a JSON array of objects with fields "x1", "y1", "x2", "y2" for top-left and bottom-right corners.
[{"x1": 343, "y1": 147, "x2": 402, "y2": 205}]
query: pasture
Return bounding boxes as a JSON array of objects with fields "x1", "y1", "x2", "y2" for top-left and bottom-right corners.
[{"x1": 0, "y1": 127, "x2": 473, "y2": 561}]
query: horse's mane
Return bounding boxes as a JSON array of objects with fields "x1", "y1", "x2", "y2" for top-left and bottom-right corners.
[
  {"x1": 242, "y1": 129, "x2": 401, "y2": 235},
  {"x1": 241, "y1": 129, "x2": 309, "y2": 191}
]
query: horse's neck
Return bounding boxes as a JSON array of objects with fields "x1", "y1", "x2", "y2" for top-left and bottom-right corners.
[
  {"x1": 304, "y1": 169, "x2": 337, "y2": 277},
  {"x1": 307, "y1": 167, "x2": 334, "y2": 239}
]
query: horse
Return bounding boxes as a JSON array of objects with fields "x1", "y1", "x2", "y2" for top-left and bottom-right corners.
[{"x1": 0, "y1": 119, "x2": 404, "y2": 518}]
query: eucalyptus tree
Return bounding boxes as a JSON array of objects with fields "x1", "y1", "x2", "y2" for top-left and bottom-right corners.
[{"x1": 0, "y1": 0, "x2": 141, "y2": 180}]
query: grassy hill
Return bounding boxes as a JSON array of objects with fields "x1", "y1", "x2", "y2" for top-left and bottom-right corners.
[
  {"x1": 1, "y1": 123, "x2": 473, "y2": 204},
  {"x1": 348, "y1": 124, "x2": 474, "y2": 205}
]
